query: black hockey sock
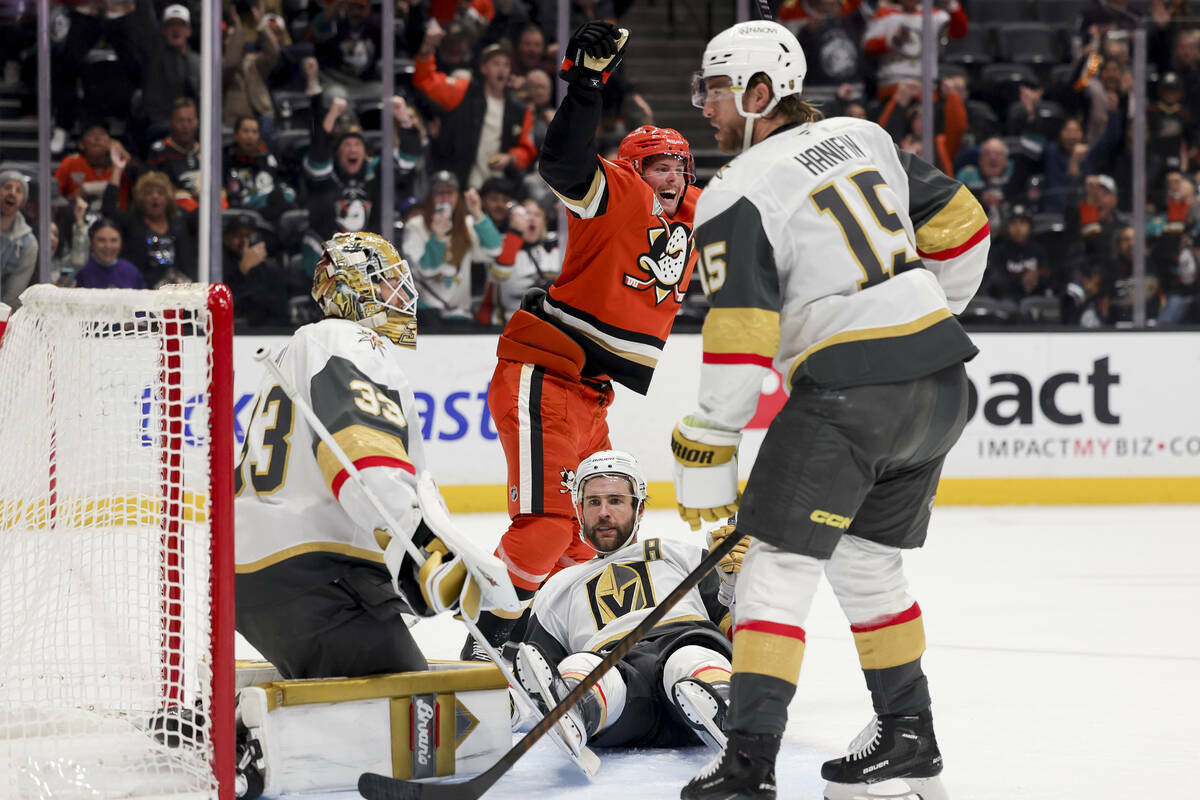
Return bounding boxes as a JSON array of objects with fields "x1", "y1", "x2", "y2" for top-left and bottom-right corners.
[{"x1": 725, "y1": 672, "x2": 795, "y2": 737}]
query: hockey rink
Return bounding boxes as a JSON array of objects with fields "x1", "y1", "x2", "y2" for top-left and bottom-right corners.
[{"x1": 239, "y1": 504, "x2": 1200, "y2": 800}]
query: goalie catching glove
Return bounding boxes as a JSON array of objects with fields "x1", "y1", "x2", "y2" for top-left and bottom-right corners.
[
  {"x1": 384, "y1": 523, "x2": 484, "y2": 623},
  {"x1": 671, "y1": 415, "x2": 741, "y2": 531},
  {"x1": 560, "y1": 21, "x2": 629, "y2": 90}
]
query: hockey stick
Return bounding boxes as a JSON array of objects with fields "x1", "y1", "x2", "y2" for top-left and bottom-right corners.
[
  {"x1": 358, "y1": 526, "x2": 748, "y2": 800},
  {"x1": 252, "y1": 347, "x2": 598, "y2": 777},
  {"x1": 754, "y1": 0, "x2": 775, "y2": 21}
]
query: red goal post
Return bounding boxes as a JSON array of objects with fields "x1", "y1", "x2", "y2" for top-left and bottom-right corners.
[{"x1": 0, "y1": 284, "x2": 234, "y2": 799}]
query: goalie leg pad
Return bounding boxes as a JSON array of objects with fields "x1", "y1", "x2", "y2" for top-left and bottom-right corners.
[{"x1": 235, "y1": 665, "x2": 510, "y2": 793}]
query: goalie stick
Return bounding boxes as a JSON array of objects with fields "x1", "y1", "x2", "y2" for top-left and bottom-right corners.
[
  {"x1": 358, "y1": 525, "x2": 748, "y2": 800},
  {"x1": 252, "y1": 347, "x2": 599, "y2": 777}
]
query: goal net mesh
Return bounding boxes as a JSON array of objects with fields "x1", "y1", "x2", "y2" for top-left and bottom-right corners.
[{"x1": 0, "y1": 286, "x2": 221, "y2": 799}]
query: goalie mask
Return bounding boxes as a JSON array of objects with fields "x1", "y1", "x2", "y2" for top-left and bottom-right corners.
[
  {"x1": 572, "y1": 449, "x2": 648, "y2": 553},
  {"x1": 311, "y1": 231, "x2": 418, "y2": 348},
  {"x1": 692, "y1": 20, "x2": 807, "y2": 150}
]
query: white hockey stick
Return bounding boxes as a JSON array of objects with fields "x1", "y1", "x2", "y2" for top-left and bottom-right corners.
[{"x1": 253, "y1": 346, "x2": 598, "y2": 777}]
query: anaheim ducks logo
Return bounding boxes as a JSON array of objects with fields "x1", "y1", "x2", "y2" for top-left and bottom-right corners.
[
  {"x1": 585, "y1": 561, "x2": 657, "y2": 629},
  {"x1": 559, "y1": 467, "x2": 576, "y2": 495},
  {"x1": 624, "y1": 217, "x2": 692, "y2": 304}
]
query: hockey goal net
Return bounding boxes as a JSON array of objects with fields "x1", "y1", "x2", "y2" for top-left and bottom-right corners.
[{"x1": 0, "y1": 285, "x2": 234, "y2": 799}]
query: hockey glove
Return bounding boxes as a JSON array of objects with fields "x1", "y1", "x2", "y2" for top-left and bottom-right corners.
[
  {"x1": 707, "y1": 522, "x2": 748, "y2": 607},
  {"x1": 671, "y1": 415, "x2": 742, "y2": 531},
  {"x1": 417, "y1": 537, "x2": 483, "y2": 623},
  {"x1": 560, "y1": 21, "x2": 629, "y2": 90}
]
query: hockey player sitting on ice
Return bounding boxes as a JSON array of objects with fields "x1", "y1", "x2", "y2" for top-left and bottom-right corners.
[
  {"x1": 511, "y1": 450, "x2": 747, "y2": 754},
  {"x1": 673, "y1": 16, "x2": 989, "y2": 800},
  {"x1": 234, "y1": 232, "x2": 509, "y2": 797}
]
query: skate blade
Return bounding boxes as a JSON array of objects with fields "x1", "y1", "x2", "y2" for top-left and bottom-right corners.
[
  {"x1": 672, "y1": 682, "x2": 727, "y2": 753},
  {"x1": 823, "y1": 775, "x2": 948, "y2": 800}
]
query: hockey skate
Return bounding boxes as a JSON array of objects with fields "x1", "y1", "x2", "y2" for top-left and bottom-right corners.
[
  {"x1": 821, "y1": 711, "x2": 949, "y2": 800},
  {"x1": 513, "y1": 643, "x2": 601, "y2": 777},
  {"x1": 671, "y1": 677, "x2": 729, "y2": 752},
  {"x1": 680, "y1": 730, "x2": 779, "y2": 800}
]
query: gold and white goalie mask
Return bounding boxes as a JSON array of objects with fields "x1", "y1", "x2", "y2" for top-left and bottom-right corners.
[{"x1": 311, "y1": 231, "x2": 419, "y2": 348}]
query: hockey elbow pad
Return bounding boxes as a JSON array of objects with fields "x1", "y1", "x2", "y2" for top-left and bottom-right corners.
[
  {"x1": 560, "y1": 22, "x2": 629, "y2": 90},
  {"x1": 671, "y1": 416, "x2": 742, "y2": 531}
]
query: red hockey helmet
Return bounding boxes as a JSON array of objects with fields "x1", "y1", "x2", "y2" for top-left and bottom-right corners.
[{"x1": 617, "y1": 125, "x2": 695, "y2": 183}]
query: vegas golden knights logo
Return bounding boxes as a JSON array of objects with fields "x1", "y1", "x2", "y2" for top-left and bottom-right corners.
[
  {"x1": 585, "y1": 561, "x2": 657, "y2": 629},
  {"x1": 623, "y1": 218, "x2": 691, "y2": 304}
]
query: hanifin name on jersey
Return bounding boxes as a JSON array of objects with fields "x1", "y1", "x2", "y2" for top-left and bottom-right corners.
[{"x1": 793, "y1": 133, "x2": 868, "y2": 177}]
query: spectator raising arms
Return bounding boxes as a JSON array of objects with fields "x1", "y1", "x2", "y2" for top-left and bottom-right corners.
[
  {"x1": 413, "y1": 26, "x2": 538, "y2": 189},
  {"x1": 863, "y1": 0, "x2": 968, "y2": 98},
  {"x1": 74, "y1": 219, "x2": 146, "y2": 290},
  {"x1": 222, "y1": 2, "x2": 282, "y2": 142},
  {"x1": 55, "y1": 123, "x2": 133, "y2": 213},
  {"x1": 145, "y1": 97, "x2": 203, "y2": 211},
  {"x1": 402, "y1": 170, "x2": 502, "y2": 321},
  {"x1": 104, "y1": 151, "x2": 198, "y2": 288},
  {"x1": 0, "y1": 171, "x2": 37, "y2": 310}
]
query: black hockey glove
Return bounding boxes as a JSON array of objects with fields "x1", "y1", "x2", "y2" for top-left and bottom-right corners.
[{"x1": 560, "y1": 21, "x2": 629, "y2": 90}]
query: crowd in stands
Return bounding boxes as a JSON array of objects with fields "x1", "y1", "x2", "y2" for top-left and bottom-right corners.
[{"x1": 1, "y1": 0, "x2": 1197, "y2": 329}]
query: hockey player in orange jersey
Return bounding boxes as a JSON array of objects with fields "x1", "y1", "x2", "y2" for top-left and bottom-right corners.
[{"x1": 463, "y1": 21, "x2": 701, "y2": 659}]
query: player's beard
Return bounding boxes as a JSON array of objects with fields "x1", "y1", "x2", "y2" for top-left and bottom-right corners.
[{"x1": 583, "y1": 516, "x2": 636, "y2": 553}]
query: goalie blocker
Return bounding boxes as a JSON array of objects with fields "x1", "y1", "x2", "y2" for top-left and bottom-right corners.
[{"x1": 234, "y1": 661, "x2": 511, "y2": 797}]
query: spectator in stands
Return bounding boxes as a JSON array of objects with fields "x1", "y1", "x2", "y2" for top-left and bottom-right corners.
[
  {"x1": 55, "y1": 123, "x2": 134, "y2": 214},
  {"x1": 222, "y1": 2, "x2": 282, "y2": 144},
  {"x1": 877, "y1": 78, "x2": 965, "y2": 175},
  {"x1": 110, "y1": 1, "x2": 200, "y2": 139},
  {"x1": 74, "y1": 218, "x2": 146, "y2": 290},
  {"x1": 1107, "y1": 225, "x2": 1164, "y2": 323},
  {"x1": 1152, "y1": 172, "x2": 1198, "y2": 323},
  {"x1": 522, "y1": 68, "x2": 556, "y2": 151},
  {"x1": 1170, "y1": 29, "x2": 1200, "y2": 113},
  {"x1": 983, "y1": 204, "x2": 1052, "y2": 301},
  {"x1": 299, "y1": 90, "x2": 423, "y2": 274},
  {"x1": 1004, "y1": 76, "x2": 1049, "y2": 142},
  {"x1": 600, "y1": 60, "x2": 655, "y2": 135},
  {"x1": 0, "y1": 170, "x2": 37, "y2": 310},
  {"x1": 1080, "y1": 0, "x2": 1140, "y2": 44},
  {"x1": 1043, "y1": 117, "x2": 1088, "y2": 214},
  {"x1": 1079, "y1": 173, "x2": 1127, "y2": 264},
  {"x1": 413, "y1": 28, "x2": 538, "y2": 190},
  {"x1": 311, "y1": 0, "x2": 383, "y2": 85},
  {"x1": 51, "y1": 195, "x2": 91, "y2": 285},
  {"x1": 513, "y1": 23, "x2": 557, "y2": 81},
  {"x1": 428, "y1": 0, "x2": 494, "y2": 38},
  {"x1": 477, "y1": 198, "x2": 560, "y2": 324},
  {"x1": 862, "y1": 0, "x2": 968, "y2": 99},
  {"x1": 224, "y1": 116, "x2": 297, "y2": 224},
  {"x1": 146, "y1": 97, "x2": 203, "y2": 212},
  {"x1": 957, "y1": 137, "x2": 1023, "y2": 226},
  {"x1": 221, "y1": 209, "x2": 302, "y2": 328},
  {"x1": 402, "y1": 169, "x2": 501, "y2": 321},
  {"x1": 480, "y1": 0, "x2": 533, "y2": 50},
  {"x1": 792, "y1": 0, "x2": 866, "y2": 92},
  {"x1": 1147, "y1": 72, "x2": 1196, "y2": 179},
  {"x1": 1062, "y1": 264, "x2": 1111, "y2": 327},
  {"x1": 480, "y1": 177, "x2": 518, "y2": 234},
  {"x1": 104, "y1": 155, "x2": 198, "y2": 287}
]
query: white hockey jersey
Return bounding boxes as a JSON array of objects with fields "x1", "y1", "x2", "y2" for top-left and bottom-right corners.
[
  {"x1": 692, "y1": 116, "x2": 990, "y2": 430},
  {"x1": 525, "y1": 536, "x2": 729, "y2": 662},
  {"x1": 234, "y1": 319, "x2": 426, "y2": 590}
]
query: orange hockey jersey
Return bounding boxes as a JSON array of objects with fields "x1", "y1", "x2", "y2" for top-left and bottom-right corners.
[{"x1": 529, "y1": 157, "x2": 699, "y2": 394}]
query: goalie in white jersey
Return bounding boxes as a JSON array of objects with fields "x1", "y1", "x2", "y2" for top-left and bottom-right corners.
[
  {"x1": 512, "y1": 450, "x2": 744, "y2": 753},
  {"x1": 235, "y1": 231, "x2": 478, "y2": 680},
  {"x1": 674, "y1": 20, "x2": 989, "y2": 800}
]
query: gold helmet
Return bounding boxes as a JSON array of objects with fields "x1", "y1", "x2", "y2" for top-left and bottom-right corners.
[{"x1": 311, "y1": 231, "x2": 418, "y2": 348}]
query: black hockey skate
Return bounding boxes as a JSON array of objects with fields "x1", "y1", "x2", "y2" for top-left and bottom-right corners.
[
  {"x1": 680, "y1": 731, "x2": 779, "y2": 800},
  {"x1": 821, "y1": 711, "x2": 948, "y2": 800}
]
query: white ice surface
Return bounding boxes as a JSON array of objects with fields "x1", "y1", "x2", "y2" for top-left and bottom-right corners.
[{"x1": 237, "y1": 505, "x2": 1200, "y2": 800}]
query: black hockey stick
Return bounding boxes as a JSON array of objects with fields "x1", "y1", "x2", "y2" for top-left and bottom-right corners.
[{"x1": 358, "y1": 527, "x2": 748, "y2": 800}]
